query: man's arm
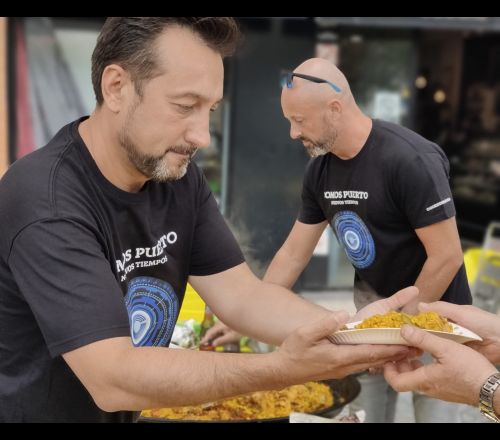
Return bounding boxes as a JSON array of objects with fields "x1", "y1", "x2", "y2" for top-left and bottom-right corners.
[
  {"x1": 402, "y1": 217, "x2": 464, "y2": 314},
  {"x1": 63, "y1": 315, "x2": 410, "y2": 412},
  {"x1": 190, "y1": 262, "x2": 330, "y2": 346},
  {"x1": 63, "y1": 336, "x2": 288, "y2": 412},
  {"x1": 264, "y1": 220, "x2": 328, "y2": 288}
]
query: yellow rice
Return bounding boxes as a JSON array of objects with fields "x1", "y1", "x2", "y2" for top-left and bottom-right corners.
[
  {"x1": 141, "y1": 381, "x2": 333, "y2": 421},
  {"x1": 354, "y1": 310, "x2": 453, "y2": 332}
]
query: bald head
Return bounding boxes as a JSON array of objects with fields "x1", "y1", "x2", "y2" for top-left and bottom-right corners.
[
  {"x1": 282, "y1": 58, "x2": 352, "y2": 103},
  {"x1": 295, "y1": 58, "x2": 350, "y2": 96},
  {"x1": 281, "y1": 58, "x2": 355, "y2": 122},
  {"x1": 280, "y1": 58, "x2": 368, "y2": 159}
]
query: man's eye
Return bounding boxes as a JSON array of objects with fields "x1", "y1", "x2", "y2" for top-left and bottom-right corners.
[{"x1": 175, "y1": 104, "x2": 193, "y2": 113}]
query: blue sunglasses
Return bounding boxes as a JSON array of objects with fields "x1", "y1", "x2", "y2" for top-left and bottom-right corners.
[{"x1": 280, "y1": 71, "x2": 342, "y2": 93}]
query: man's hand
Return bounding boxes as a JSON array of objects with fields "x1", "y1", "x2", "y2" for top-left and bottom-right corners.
[
  {"x1": 353, "y1": 286, "x2": 419, "y2": 322},
  {"x1": 200, "y1": 321, "x2": 242, "y2": 346},
  {"x1": 276, "y1": 311, "x2": 415, "y2": 383},
  {"x1": 418, "y1": 301, "x2": 500, "y2": 364},
  {"x1": 384, "y1": 325, "x2": 497, "y2": 405},
  {"x1": 400, "y1": 300, "x2": 420, "y2": 316}
]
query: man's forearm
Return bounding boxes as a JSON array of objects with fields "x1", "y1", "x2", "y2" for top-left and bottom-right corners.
[
  {"x1": 107, "y1": 347, "x2": 289, "y2": 411},
  {"x1": 224, "y1": 282, "x2": 331, "y2": 346},
  {"x1": 264, "y1": 247, "x2": 309, "y2": 289},
  {"x1": 413, "y1": 256, "x2": 463, "y2": 304}
]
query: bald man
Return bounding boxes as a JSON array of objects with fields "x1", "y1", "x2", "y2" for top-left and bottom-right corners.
[{"x1": 265, "y1": 59, "x2": 472, "y2": 422}]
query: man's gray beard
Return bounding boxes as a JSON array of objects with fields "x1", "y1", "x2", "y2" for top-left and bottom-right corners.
[
  {"x1": 306, "y1": 145, "x2": 330, "y2": 158},
  {"x1": 119, "y1": 131, "x2": 193, "y2": 182},
  {"x1": 306, "y1": 129, "x2": 337, "y2": 158}
]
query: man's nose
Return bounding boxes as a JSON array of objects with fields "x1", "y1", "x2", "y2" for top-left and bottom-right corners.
[
  {"x1": 290, "y1": 127, "x2": 301, "y2": 140},
  {"x1": 186, "y1": 119, "x2": 211, "y2": 149}
]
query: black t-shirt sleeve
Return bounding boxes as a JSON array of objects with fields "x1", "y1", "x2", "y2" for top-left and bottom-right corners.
[
  {"x1": 393, "y1": 149, "x2": 456, "y2": 229},
  {"x1": 298, "y1": 160, "x2": 327, "y2": 225},
  {"x1": 189, "y1": 174, "x2": 244, "y2": 276},
  {"x1": 8, "y1": 218, "x2": 131, "y2": 358}
]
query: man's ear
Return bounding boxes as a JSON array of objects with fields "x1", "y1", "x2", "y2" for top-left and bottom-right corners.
[
  {"x1": 101, "y1": 64, "x2": 131, "y2": 113},
  {"x1": 327, "y1": 99, "x2": 342, "y2": 120}
]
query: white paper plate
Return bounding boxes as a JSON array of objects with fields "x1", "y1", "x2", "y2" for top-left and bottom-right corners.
[{"x1": 329, "y1": 321, "x2": 482, "y2": 345}]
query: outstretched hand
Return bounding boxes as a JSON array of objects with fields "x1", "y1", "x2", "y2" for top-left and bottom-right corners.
[
  {"x1": 384, "y1": 324, "x2": 497, "y2": 405},
  {"x1": 277, "y1": 311, "x2": 415, "y2": 383},
  {"x1": 418, "y1": 301, "x2": 500, "y2": 364}
]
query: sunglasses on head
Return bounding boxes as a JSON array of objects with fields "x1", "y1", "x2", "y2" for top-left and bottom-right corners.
[{"x1": 280, "y1": 71, "x2": 342, "y2": 93}]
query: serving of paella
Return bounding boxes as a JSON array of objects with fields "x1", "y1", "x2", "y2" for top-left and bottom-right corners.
[{"x1": 330, "y1": 310, "x2": 482, "y2": 345}]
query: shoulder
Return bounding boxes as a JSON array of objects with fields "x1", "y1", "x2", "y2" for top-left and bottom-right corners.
[
  {"x1": 0, "y1": 122, "x2": 82, "y2": 243},
  {"x1": 374, "y1": 120, "x2": 448, "y2": 166},
  {"x1": 0, "y1": 145, "x2": 63, "y2": 213}
]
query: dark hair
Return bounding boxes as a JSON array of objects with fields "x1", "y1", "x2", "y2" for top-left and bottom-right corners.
[{"x1": 91, "y1": 17, "x2": 241, "y2": 105}]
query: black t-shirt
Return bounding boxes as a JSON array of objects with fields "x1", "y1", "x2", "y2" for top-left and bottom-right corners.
[
  {"x1": 299, "y1": 119, "x2": 471, "y2": 304},
  {"x1": 0, "y1": 118, "x2": 244, "y2": 422}
]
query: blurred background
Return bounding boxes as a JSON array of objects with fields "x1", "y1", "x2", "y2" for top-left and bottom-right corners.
[{"x1": 1, "y1": 16, "x2": 499, "y2": 296}]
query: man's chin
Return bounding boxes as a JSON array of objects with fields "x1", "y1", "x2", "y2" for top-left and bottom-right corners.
[
  {"x1": 306, "y1": 148, "x2": 328, "y2": 158},
  {"x1": 150, "y1": 163, "x2": 189, "y2": 182}
]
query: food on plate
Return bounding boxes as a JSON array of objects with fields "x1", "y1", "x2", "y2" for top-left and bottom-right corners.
[
  {"x1": 141, "y1": 381, "x2": 333, "y2": 421},
  {"x1": 351, "y1": 311, "x2": 453, "y2": 332}
]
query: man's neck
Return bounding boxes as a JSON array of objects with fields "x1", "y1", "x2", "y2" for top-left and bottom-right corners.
[
  {"x1": 331, "y1": 114, "x2": 372, "y2": 160},
  {"x1": 79, "y1": 114, "x2": 148, "y2": 193}
]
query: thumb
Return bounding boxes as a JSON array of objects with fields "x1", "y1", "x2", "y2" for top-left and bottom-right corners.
[
  {"x1": 418, "y1": 301, "x2": 464, "y2": 322},
  {"x1": 399, "y1": 324, "x2": 450, "y2": 356},
  {"x1": 302, "y1": 311, "x2": 350, "y2": 342},
  {"x1": 385, "y1": 286, "x2": 419, "y2": 310}
]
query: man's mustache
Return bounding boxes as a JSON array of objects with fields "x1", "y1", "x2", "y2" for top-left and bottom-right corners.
[{"x1": 167, "y1": 146, "x2": 198, "y2": 158}]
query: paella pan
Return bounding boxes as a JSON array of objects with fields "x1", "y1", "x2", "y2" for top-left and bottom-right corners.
[{"x1": 139, "y1": 375, "x2": 360, "y2": 423}]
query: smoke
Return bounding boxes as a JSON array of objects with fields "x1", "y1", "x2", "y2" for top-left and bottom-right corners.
[{"x1": 226, "y1": 215, "x2": 267, "y2": 278}]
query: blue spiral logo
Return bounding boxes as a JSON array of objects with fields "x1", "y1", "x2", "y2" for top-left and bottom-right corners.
[
  {"x1": 125, "y1": 277, "x2": 179, "y2": 347},
  {"x1": 333, "y1": 211, "x2": 375, "y2": 269}
]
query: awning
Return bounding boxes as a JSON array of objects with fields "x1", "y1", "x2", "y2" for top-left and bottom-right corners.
[{"x1": 315, "y1": 17, "x2": 500, "y2": 32}]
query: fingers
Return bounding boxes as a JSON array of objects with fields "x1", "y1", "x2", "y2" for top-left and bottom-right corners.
[
  {"x1": 212, "y1": 332, "x2": 241, "y2": 347},
  {"x1": 399, "y1": 324, "x2": 451, "y2": 357},
  {"x1": 200, "y1": 328, "x2": 218, "y2": 344},
  {"x1": 384, "y1": 286, "x2": 419, "y2": 310},
  {"x1": 301, "y1": 311, "x2": 350, "y2": 342},
  {"x1": 407, "y1": 347, "x2": 423, "y2": 359},
  {"x1": 383, "y1": 359, "x2": 429, "y2": 392},
  {"x1": 339, "y1": 344, "x2": 410, "y2": 367},
  {"x1": 391, "y1": 358, "x2": 423, "y2": 373},
  {"x1": 200, "y1": 322, "x2": 229, "y2": 344},
  {"x1": 410, "y1": 359, "x2": 424, "y2": 369}
]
